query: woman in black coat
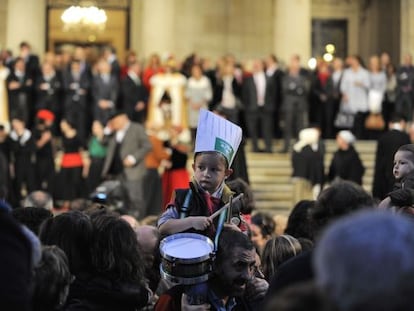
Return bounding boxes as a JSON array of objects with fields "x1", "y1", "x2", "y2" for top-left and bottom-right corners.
[{"x1": 328, "y1": 130, "x2": 365, "y2": 185}]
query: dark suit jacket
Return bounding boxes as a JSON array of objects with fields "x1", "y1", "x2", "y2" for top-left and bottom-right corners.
[
  {"x1": 62, "y1": 69, "x2": 90, "y2": 110},
  {"x1": 212, "y1": 77, "x2": 241, "y2": 109},
  {"x1": 6, "y1": 71, "x2": 33, "y2": 117},
  {"x1": 242, "y1": 73, "x2": 278, "y2": 112},
  {"x1": 119, "y1": 76, "x2": 148, "y2": 123},
  {"x1": 34, "y1": 73, "x2": 63, "y2": 111},
  {"x1": 373, "y1": 129, "x2": 410, "y2": 199},
  {"x1": 92, "y1": 75, "x2": 119, "y2": 107},
  {"x1": 102, "y1": 122, "x2": 151, "y2": 181}
]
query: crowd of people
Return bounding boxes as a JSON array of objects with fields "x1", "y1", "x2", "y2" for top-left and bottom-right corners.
[{"x1": 3, "y1": 40, "x2": 414, "y2": 311}]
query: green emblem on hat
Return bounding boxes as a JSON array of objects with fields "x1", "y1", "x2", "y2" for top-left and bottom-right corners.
[{"x1": 215, "y1": 137, "x2": 234, "y2": 164}]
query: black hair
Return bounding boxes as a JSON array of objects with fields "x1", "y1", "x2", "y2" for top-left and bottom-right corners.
[
  {"x1": 90, "y1": 214, "x2": 145, "y2": 284},
  {"x1": 12, "y1": 207, "x2": 53, "y2": 235},
  {"x1": 310, "y1": 181, "x2": 374, "y2": 238},
  {"x1": 227, "y1": 178, "x2": 255, "y2": 214},
  {"x1": 389, "y1": 113, "x2": 407, "y2": 124},
  {"x1": 216, "y1": 227, "x2": 255, "y2": 264},
  {"x1": 251, "y1": 212, "x2": 276, "y2": 238},
  {"x1": 284, "y1": 200, "x2": 315, "y2": 240},
  {"x1": 39, "y1": 211, "x2": 93, "y2": 275},
  {"x1": 32, "y1": 246, "x2": 72, "y2": 311}
]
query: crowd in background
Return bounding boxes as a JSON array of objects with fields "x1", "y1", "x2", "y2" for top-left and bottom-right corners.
[{"x1": 3, "y1": 42, "x2": 414, "y2": 311}]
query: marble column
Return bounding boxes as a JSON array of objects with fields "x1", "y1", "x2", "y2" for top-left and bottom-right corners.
[
  {"x1": 140, "y1": 0, "x2": 175, "y2": 58},
  {"x1": 6, "y1": 0, "x2": 46, "y2": 55},
  {"x1": 273, "y1": 0, "x2": 311, "y2": 64},
  {"x1": 400, "y1": 0, "x2": 414, "y2": 63}
]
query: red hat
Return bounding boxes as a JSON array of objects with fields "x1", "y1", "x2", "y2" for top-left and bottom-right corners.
[{"x1": 36, "y1": 109, "x2": 55, "y2": 122}]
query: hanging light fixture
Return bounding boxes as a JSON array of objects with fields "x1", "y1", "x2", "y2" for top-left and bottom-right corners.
[{"x1": 61, "y1": 3, "x2": 107, "y2": 32}]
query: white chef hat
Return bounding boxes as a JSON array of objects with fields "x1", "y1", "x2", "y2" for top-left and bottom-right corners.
[
  {"x1": 338, "y1": 130, "x2": 356, "y2": 145},
  {"x1": 194, "y1": 109, "x2": 242, "y2": 166}
]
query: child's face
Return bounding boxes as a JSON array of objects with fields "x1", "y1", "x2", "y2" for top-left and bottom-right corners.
[
  {"x1": 393, "y1": 150, "x2": 414, "y2": 180},
  {"x1": 192, "y1": 152, "x2": 233, "y2": 194}
]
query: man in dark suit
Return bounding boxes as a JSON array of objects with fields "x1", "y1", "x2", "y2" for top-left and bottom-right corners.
[
  {"x1": 7, "y1": 57, "x2": 33, "y2": 124},
  {"x1": 92, "y1": 59, "x2": 119, "y2": 125},
  {"x1": 103, "y1": 46, "x2": 121, "y2": 80},
  {"x1": 35, "y1": 62, "x2": 62, "y2": 114},
  {"x1": 243, "y1": 59, "x2": 276, "y2": 153},
  {"x1": 265, "y1": 54, "x2": 283, "y2": 138},
  {"x1": 62, "y1": 59, "x2": 90, "y2": 143},
  {"x1": 102, "y1": 112, "x2": 152, "y2": 219},
  {"x1": 120, "y1": 61, "x2": 148, "y2": 124},
  {"x1": 372, "y1": 114, "x2": 410, "y2": 200},
  {"x1": 18, "y1": 41, "x2": 40, "y2": 80}
]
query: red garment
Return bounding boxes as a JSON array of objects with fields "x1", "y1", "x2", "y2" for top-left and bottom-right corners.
[
  {"x1": 143, "y1": 67, "x2": 164, "y2": 91},
  {"x1": 318, "y1": 71, "x2": 330, "y2": 88},
  {"x1": 61, "y1": 152, "x2": 83, "y2": 168},
  {"x1": 162, "y1": 168, "x2": 190, "y2": 210}
]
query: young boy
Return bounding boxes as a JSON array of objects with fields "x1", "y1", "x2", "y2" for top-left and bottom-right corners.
[
  {"x1": 158, "y1": 109, "x2": 243, "y2": 238},
  {"x1": 380, "y1": 144, "x2": 414, "y2": 211}
]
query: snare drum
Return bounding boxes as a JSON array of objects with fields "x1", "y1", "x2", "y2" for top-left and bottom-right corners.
[{"x1": 159, "y1": 233, "x2": 215, "y2": 285}]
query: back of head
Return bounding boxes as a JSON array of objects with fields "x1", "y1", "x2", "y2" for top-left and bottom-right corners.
[
  {"x1": 227, "y1": 178, "x2": 255, "y2": 215},
  {"x1": 310, "y1": 181, "x2": 374, "y2": 237},
  {"x1": 39, "y1": 210, "x2": 93, "y2": 275},
  {"x1": 262, "y1": 235, "x2": 302, "y2": 282},
  {"x1": 12, "y1": 207, "x2": 53, "y2": 235},
  {"x1": 314, "y1": 210, "x2": 414, "y2": 311},
  {"x1": 32, "y1": 246, "x2": 72, "y2": 311},
  {"x1": 91, "y1": 214, "x2": 145, "y2": 284},
  {"x1": 251, "y1": 212, "x2": 276, "y2": 238},
  {"x1": 285, "y1": 200, "x2": 314, "y2": 240}
]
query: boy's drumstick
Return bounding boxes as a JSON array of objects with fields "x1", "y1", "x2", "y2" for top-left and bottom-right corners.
[{"x1": 209, "y1": 193, "x2": 244, "y2": 220}]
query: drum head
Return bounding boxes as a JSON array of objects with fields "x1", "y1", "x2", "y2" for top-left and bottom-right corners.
[{"x1": 160, "y1": 233, "x2": 214, "y2": 263}]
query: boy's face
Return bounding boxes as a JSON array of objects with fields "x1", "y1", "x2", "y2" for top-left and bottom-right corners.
[
  {"x1": 192, "y1": 152, "x2": 233, "y2": 194},
  {"x1": 393, "y1": 150, "x2": 414, "y2": 180}
]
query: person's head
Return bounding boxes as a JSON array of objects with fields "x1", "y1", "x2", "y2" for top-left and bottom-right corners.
[
  {"x1": 73, "y1": 46, "x2": 85, "y2": 61},
  {"x1": 19, "y1": 41, "x2": 31, "y2": 56},
  {"x1": 108, "y1": 112, "x2": 129, "y2": 131},
  {"x1": 128, "y1": 60, "x2": 141, "y2": 75},
  {"x1": 289, "y1": 54, "x2": 301, "y2": 73},
  {"x1": 60, "y1": 118, "x2": 76, "y2": 134},
  {"x1": 261, "y1": 235, "x2": 302, "y2": 282},
  {"x1": 310, "y1": 181, "x2": 375, "y2": 239},
  {"x1": 388, "y1": 113, "x2": 407, "y2": 130},
  {"x1": 39, "y1": 211, "x2": 93, "y2": 274},
  {"x1": 24, "y1": 191, "x2": 53, "y2": 211},
  {"x1": 11, "y1": 117, "x2": 26, "y2": 133},
  {"x1": 314, "y1": 210, "x2": 414, "y2": 311},
  {"x1": 192, "y1": 151, "x2": 233, "y2": 194},
  {"x1": 380, "y1": 52, "x2": 391, "y2": 68},
  {"x1": 148, "y1": 53, "x2": 161, "y2": 68},
  {"x1": 13, "y1": 57, "x2": 25, "y2": 72},
  {"x1": 97, "y1": 58, "x2": 111, "y2": 75},
  {"x1": 32, "y1": 246, "x2": 72, "y2": 311},
  {"x1": 70, "y1": 59, "x2": 81, "y2": 74},
  {"x1": 190, "y1": 63, "x2": 203, "y2": 79},
  {"x1": 252, "y1": 59, "x2": 264, "y2": 73},
  {"x1": 403, "y1": 53, "x2": 413, "y2": 66},
  {"x1": 284, "y1": 200, "x2": 315, "y2": 240},
  {"x1": 91, "y1": 214, "x2": 145, "y2": 284},
  {"x1": 393, "y1": 144, "x2": 414, "y2": 181},
  {"x1": 250, "y1": 212, "x2": 276, "y2": 252},
  {"x1": 264, "y1": 281, "x2": 333, "y2": 311},
  {"x1": 369, "y1": 55, "x2": 381, "y2": 72},
  {"x1": 11, "y1": 207, "x2": 53, "y2": 236},
  {"x1": 226, "y1": 178, "x2": 255, "y2": 215},
  {"x1": 91, "y1": 120, "x2": 104, "y2": 137},
  {"x1": 265, "y1": 54, "x2": 278, "y2": 68},
  {"x1": 41, "y1": 61, "x2": 55, "y2": 76},
  {"x1": 212, "y1": 228, "x2": 256, "y2": 297},
  {"x1": 135, "y1": 225, "x2": 161, "y2": 291},
  {"x1": 336, "y1": 130, "x2": 355, "y2": 150}
]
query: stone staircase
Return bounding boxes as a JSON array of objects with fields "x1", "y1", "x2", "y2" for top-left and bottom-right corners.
[{"x1": 246, "y1": 140, "x2": 377, "y2": 216}]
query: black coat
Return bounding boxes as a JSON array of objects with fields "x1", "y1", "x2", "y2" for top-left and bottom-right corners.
[
  {"x1": 328, "y1": 145, "x2": 365, "y2": 185},
  {"x1": 64, "y1": 273, "x2": 150, "y2": 311},
  {"x1": 119, "y1": 75, "x2": 148, "y2": 123}
]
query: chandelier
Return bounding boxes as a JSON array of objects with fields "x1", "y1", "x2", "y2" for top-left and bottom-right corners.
[{"x1": 61, "y1": 5, "x2": 107, "y2": 32}]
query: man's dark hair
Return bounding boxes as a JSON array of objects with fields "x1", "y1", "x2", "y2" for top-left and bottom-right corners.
[
  {"x1": 12, "y1": 207, "x2": 53, "y2": 235},
  {"x1": 216, "y1": 227, "x2": 254, "y2": 264},
  {"x1": 284, "y1": 200, "x2": 315, "y2": 240},
  {"x1": 251, "y1": 212, "x2": 276, "y2": 238}
]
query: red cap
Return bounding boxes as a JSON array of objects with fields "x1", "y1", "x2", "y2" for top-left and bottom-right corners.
[{"x1": 36, "y1": 109, "x2": 55, "y2": 121}]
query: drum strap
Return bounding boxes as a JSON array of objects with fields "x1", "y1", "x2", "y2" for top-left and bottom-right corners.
[{"x1": 180, "y1": 189, "x2": 192, "y2": 219}]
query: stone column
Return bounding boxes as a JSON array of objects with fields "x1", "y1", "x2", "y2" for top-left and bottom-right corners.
[
  {"x1": 400, "y1": 0, "x2": 414, "y2": 63},
  {"x1": 140, "y1": 0, "x2": 175, "y2": 58},
  {"x1": 6, "y1": 0, "x2": 46, "y2": 55},
  {"x1": 273, "y1": 0, "x2": 311, "y2": 65}
]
